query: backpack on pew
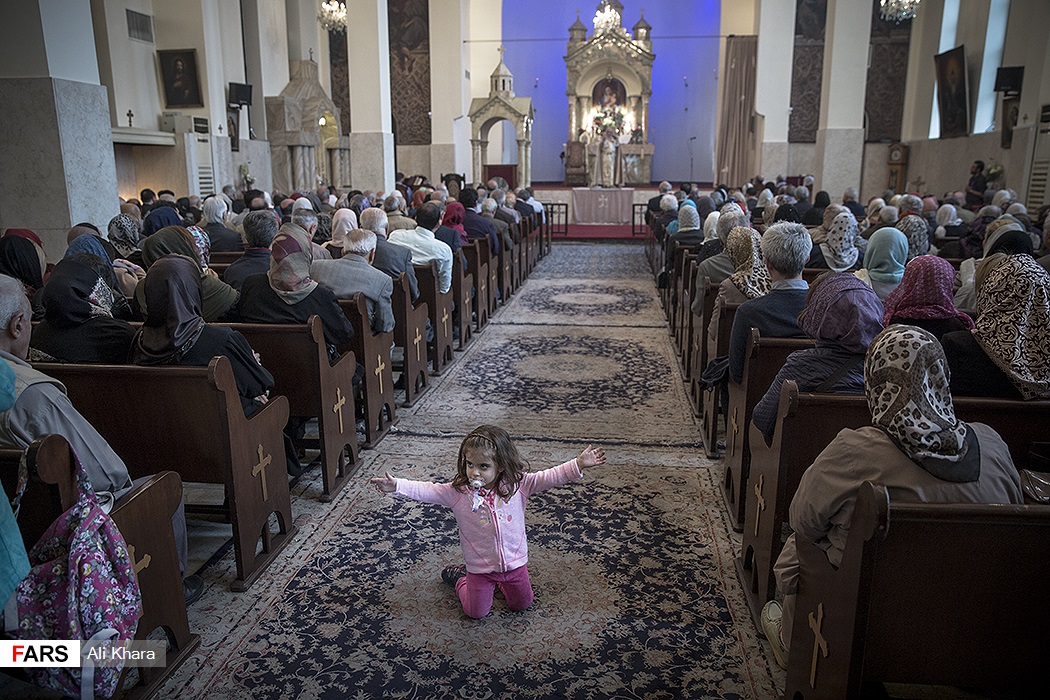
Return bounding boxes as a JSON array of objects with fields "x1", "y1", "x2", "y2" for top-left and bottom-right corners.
[{"x1": 8, "y1": 451, "x2": 142, "y2": 699}]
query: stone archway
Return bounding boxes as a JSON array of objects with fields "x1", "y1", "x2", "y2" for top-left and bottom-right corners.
[{"x1": 468, "y1": 49, "x2": 534, "y2": 188}]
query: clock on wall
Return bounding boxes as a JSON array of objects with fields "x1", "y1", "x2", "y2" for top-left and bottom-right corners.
[{"x1": 887, "y1": 142, "x2": 908, "y2": 193}]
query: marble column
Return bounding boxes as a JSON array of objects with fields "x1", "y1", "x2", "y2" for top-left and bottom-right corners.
[
  {"x1": 516, "y1": 139, "x2": 527, "y2": 188},
  {"x1": 524, "y1": 142, "x2": 532, "y2": 187},
  {"x1": 471, "y1": 138, "x2": 483, "y2": 184},
  {"x1": 0, "y1": 0, "x2": 119, "y2": 260},
  {"x1": 755, "y1": 0, "x2": 797, "y2": 179},
  {"x1": 347, "y1": 0, "x2": 395, "y2": 192},
  {"x1": 813, "y1": 0, "x2": 873, "y2": 196}
]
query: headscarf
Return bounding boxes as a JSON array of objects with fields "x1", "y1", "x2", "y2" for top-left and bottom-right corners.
[
  {"x1": 960, "y1": 206, "x2": 1002, "y2": 259},
  {"x1": 799, "y1": 272, "x2": 884, "y2": 352},
  {"x1": 813, "y1": 191, "x2": 831, "y2": 209},
  {"x1": 703, "y1": 212, "x2": 720, "y2": 242},
  {"x1": 982, "y1": 217, "x2": 1030, "y2": 257},
  {"x1": 864, "y1": 325, "x2": 976, "y2": 480},
  {"x1": 443, "y1": 201, "x2": 467, "y2": 241},
  {"x1": 972, "y1": 254, "x2": 1050, "y2": 399},
  {"x1": 726, "y1": 227, "x2": 770, "y2": 300},
  {"x1": 66, "y1": 224, "x2": 100, "y2": 246},
  {"x1": 40, "y1": 255, "x2": 120, "y2": 327},
  {"x1": 268, "y1": 224, "x2": 318, "y2": 305},
  {"x1": 411, "y1": 189, "x2": 428, "y2": 211},
  {"x1": 933, "y1": 204, "x2": 963, "y2": 240},
  {"x1": 694, "y1": 196, "x2": 716, "y2": 225},
  {"x1": 143, "y1": 206, "x2": 182, "y2": 236},
  {"x1": 0, "y1": 234, "x2": 45, "y2": 295},
  {"x1": 120, "y1": 203, "x2": 142, "y2": 223},
  {"x1": 761, "y1": 204, "x2": 777, "y2": 228},
  {"x1": 141, "y1": 226, "x2": 199, "y2": 268},
  {"x1": 1006, "y1": 202, "x2": 1028, "y2": 218},
  {"x1": 64, "y1": 234, "x2": 121, "y2": 292},
  {"x1": 291, "y1": 197, "x2": 313, "y2": 212},
  {"x1": 819, "y1": 212, "x2": 860, "y2": 272},
  {"x1": 132, "y1": 255, "x2": 206, "y2": 365},
  {"x1": 677, "y1": 205, "x2": 700, "y2": 233},
  {"x1": 774, "y1": 203, "x2": 799, "y2": 223},
  {"x1": 865, "y1": 198, "x2": 885, "y2": 226},
  {"x1": 810, "y1": 203, "x2": 847, "y2": 245},
  {"x1": 756, "y1": 189, "x2": 773, "y2": 210},
  {"x1": 991, "y1": 189, "x2": 1012, "y2": 209},
  {"x1": 108, "y1": 214, "x2": 142, "y2": 258},
  {"x1": 882, "y1": 255, "x2": 974, "y2": 329},
  {"x1": 863, "y1": 227, "x2": 910, "y2": 284},
  {"x1": 331, "y1": 208, "x2": 358, "y2": 248},
  {"x1": 186, "y1": 226, "x2": 211, "y2": 268},
  {"x1": 895, "y1": 214, "x2": 929, "y2": 261},
  {"x1": 4, "y1": 228, "x2": 44, "y2": 248}
]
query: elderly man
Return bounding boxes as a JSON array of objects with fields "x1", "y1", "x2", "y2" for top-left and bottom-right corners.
[
  {"x1": 0, "y1": 274, "x2": 202, "y2": 604},
  {"x1": 481, "y1": 198, "x2": 514, "y2": 254},
  {"x1": 507, "y1": 191, "x2": 533, "y2": 227},
  {"x1": 360, "y1": 207, "x2": 419, "y2": 303},
  {"x1": 427, "y1": 196, "x2": 467, "y2": 270},
  {"x1": 224, "y1": 210, "x2": 276, "y2": 290},
  {"x1": 384, "y1": 194, "x2": 416, "y2": 233},
  {"x1": 311, "y1": 229, "x2": 394, "y2": 334},
  {"x1": 691, "y1": 204, "x2": 750, "y2": 314},
  {"x1": 491, "y1": 189, "x2": 521, "y2": 243},
  {"x1": 648, "y1": 181, "x2": 673, "y2": 223},
  {"x1": 841, "y1": 187, "x2": 866, "y2": 221},
  {"x1": 389, "y1": 201, "x2": 453, "y2": 294},
  {"x1": 460, "y1": 188, "x2": 500, "y2": 256},
  {"x1": 202, "y1": 196, "x2": 243, "y2": 252}
]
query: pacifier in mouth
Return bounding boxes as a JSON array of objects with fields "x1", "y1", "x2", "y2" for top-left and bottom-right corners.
[{"x1": 470, "y1": 479, "x2": 485, "y2": 490}]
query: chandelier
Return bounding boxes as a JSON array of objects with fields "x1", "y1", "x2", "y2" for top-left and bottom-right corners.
[
  {"x1": 317, "y1": 1, "x2": 347, "y2": 33},
  {"x1": 879, "y1": 0, "x2": 921, "y2": 22}
]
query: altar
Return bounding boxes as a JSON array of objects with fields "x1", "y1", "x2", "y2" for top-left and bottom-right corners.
[{"x1": 572, "y1": 187, "x2": 633, "y2": 224}]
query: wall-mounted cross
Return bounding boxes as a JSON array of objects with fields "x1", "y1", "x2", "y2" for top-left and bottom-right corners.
[
  {"x1": 253, "y1": 444, "x2": 271, "y2": 501},
  {"x1": 375, "y1": 354, "x2": 386, "y2": 393},
  {"x1": 126, "y1": 110, "x2": 134, "y2": 128},
  {"x1": 332, "y1": 386, "x2": 346, "y2": 433}
]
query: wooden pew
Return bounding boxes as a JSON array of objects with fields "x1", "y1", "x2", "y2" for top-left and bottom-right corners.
[
  {"x1": 722, "y1": 331, "x2": 815, "y2": 529},
  {"x1": 414, "y1": 261, "x2": 455, "y2": 375},
  {"x1": 0, "y1": 435, "x2": 200, "y2": 700},
  {"x1": 496, "y1": 240, "x2": 513, "y2": 305},
  {"x1": 801, "y1": 268, "x2": 827, "y2": 284},
  {"x1": 391, "y1": 272, "x2": 430, "y2": 406},
  {"x1": 451, "y1": 249, "x2": 474, "y2": 349},
  {"x1": 35, "y1": 356, "x2": 295, "y2": 592},
  {"x1": 672, "y1": 247, "x2": 695, "y2": 354},
  {"x1": 739, "y1": 381, "x2": 1050, "y2": 626},
  {"x1": 787, "y1": 481, "x2": 1049, "y2": 700},
  {"x1": 220, "y1": 316, "x2": 359, "y2": 501},
  {"x1": 679, "y1": 257, "x2": 699, "y2": 383},
  {"x1": 463, "y1": 241, "x2": 492, "y2": 331},
  {"x1": 339, "y1": 294, "x2": 397, "y2": 448},
  {"x1": 687, "y1": 276, "x2": 714, "y2": 417},
  {"x1": 698, "y1": 299, "x2": 740, "y2": 458},
  {"x1": 209, "y1": 251, "x2": 242, "y2": 265}
]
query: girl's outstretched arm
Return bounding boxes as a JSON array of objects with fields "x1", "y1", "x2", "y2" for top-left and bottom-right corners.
[
  {"x1": 370, "y1": 472, "x2": 397, "y2": 493},
  {"x1": 577, "y1": 445, "x2": 607, "y2": 470}
]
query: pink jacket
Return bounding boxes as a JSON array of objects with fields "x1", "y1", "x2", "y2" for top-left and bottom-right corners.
[{"x1": 395, "y1": 459, "x2": 583, "y2": 574}]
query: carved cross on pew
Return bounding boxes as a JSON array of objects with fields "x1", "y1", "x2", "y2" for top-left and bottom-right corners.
[
  {"x1": 808, "y1": 602, "x2": 829, "y2": 689},
  {"x1": 332, "y1": 386, "x2": 346, "y2": 433},
  {"x1": 753, "y1": 474, "x2": 766, "y2": 536},
  {"x1": 441, "y1": 307, "x2": 450, "y2": 336},
  {"x1": 375, "y1": 354, "x2": 386, "y2": 393},
  {"x1": 253, "y1": 444, "x2": 271, "y2": 501},
  {"x1": 480, "y1": 280, "x2": 486, "y2": 299},
  {"x1": 413, "y1": 327, "x2": 423, "y2": 361},
  {"x1": 729, "y1": 407, "x2": 739, "y2": 454},
  {"x1": 128, "y1": 545, "x2": 150, "y2": 574},
  {"x1": 464, "y1": 293, "x2": 471, "y2": 315}
]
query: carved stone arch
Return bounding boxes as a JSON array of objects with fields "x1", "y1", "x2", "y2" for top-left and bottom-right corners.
[{"x1": 468, "y1": 52, "x2": 534, "y2": 188}]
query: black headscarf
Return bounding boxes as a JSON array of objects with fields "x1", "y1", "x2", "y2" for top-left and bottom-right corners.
[
  {"x1": 143, "y1": 206, "x2": 183, "y2": 236},
  {"x1": 774, "y1": 204, "x2": 800, "y2": 223},
  {"x1": 0, "y1": 234, "x2": 45, "y2": 293},
  {"x1": 131, "y1": 256, "x2": 206, "y2": 365},
  {"x1": 41, "y1": 254, "x2": 121, "y2": 327}
]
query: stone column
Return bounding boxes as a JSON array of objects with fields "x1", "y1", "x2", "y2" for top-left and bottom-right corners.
[
  {"x1": 755, "y1": 0, "x2": 797, "y2": 178},
  {"x1": 347, "y1": 0, "x2": 395, "y2": 192},
  {"x1": 0, "y1": 0, "x2": 118, "y2": 260},
  {"x1": 429, "y1": 0, "x2": 469, "y2": 182},
  {"x1": 813, "y1": 0, "x2": 873, "y2": 196},
  {"x1": 524, "y1": 141, "x2": 532, "y2": 187},
  {"x1": 471, "y1": 138, "x2": 483, "y2": 184},
  {"x1": 516, "y1": 139, "x2": 527, "y2": 188}
]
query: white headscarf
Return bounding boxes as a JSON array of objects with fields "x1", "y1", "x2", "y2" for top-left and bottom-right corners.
[{"x1": 330, "y1": 208, "x2": 358, "y2": 248}]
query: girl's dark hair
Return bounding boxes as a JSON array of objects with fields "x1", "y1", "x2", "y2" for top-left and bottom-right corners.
[{"x1": 452, "y1": 425, "x2": 528, "y2": 498}]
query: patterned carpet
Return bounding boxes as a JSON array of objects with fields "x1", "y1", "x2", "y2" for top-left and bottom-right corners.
[{"x1": 158, "y1": 242, "x2": 782, "y2": 699}]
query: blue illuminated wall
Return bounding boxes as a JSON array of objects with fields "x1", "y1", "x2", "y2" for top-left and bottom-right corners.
[{"x1": 500, "y1": 0, "x2": 721, "y2": 184}]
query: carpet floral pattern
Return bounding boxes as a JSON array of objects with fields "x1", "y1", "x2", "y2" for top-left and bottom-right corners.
[
  {"x1": 159, "y1": 243, "x2": 782, "y2": 699},
  {"x1": 506, "y1": 280, "x2": 664, "y2": 326}
]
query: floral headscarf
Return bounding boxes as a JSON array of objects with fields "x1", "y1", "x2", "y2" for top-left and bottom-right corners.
[
  {"x1": 882, "y1": 255, "x2": 974, "y2": 329},
  {"x1": 819, "y1": 212, "x2": 860, "y2": 272},
  {"x1": 108, "y1": 214, "x2": 142, "y2": 258},
  {"x1": 186, "y1": 226, "x2": 211, "y2": 268},
  {"x1": 895, "y1": 214, "x2": 929, "y2": 261},
  {"x1": 726, "y1": 227, "x2": 770, "y2": 300},
  {"x1": 268, "y1": 225, "x2": 318, "y2": 305},
  {"x1": 800, "y1": 272, "x2": 884, "y2": 352}
]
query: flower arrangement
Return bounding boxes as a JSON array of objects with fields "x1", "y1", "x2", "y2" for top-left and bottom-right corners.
[
  {"x1": 986, "y1": 161, "x2": 1004, "y2": 185},
  {"x1": 239, "y1": 163, "x2": 255, "y2": 188}
]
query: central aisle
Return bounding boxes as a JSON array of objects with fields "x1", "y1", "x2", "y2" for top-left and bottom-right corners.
[{"x1": 162, "y1": 242, "x2": 782, "y2": 699}]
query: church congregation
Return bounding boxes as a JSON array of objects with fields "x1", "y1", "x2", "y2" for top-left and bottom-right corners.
[{"x1": 1, "y1": 0, "x2": 1050, "y2": 698}]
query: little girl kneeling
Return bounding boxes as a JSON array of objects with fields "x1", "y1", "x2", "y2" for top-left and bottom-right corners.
[{"x1": 371, "y1": 425, "x2": 606, "y2": 619}]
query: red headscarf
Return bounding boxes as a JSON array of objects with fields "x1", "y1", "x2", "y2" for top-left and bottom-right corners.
[
  {"x1": 882, "y1": 255, "x2": 975, "y2": 329},
  {"x1": 4, "y1": 228, "x2": 44, "y2": 248},
  {"x1": 411, "y1": 189, "x2": 429, "y2": 210},
  {"x1": 442, "y1": 201, "x2": 467, "y2": 244}
]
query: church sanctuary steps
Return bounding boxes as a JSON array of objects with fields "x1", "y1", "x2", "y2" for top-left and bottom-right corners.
[
  {"x1": 699, "y1": 299, "x2": 740, "y2": 459},
  {"x1": 391, "y1": 272, "x2": 430, "y2": 406},
  {"x1": 0, "y1": 436, "x2": 200, "y2": 700},
  {"x1": 721, "y1": 331, "x2": 815, "y2": 529},
  {"x1": 339, "y1": 295, "x2": 397, "y2": 449},
  {"x1": 414, "y1": 261, "x2": 455, "y2": 375},
  {"x1": 32, "y1": 357, "x2": 295, "y2": 592},
  {"x1": 217, "y1": 316, "x2": 359, "y2": 501},
  {"x1": 739, "y1": 379, "x2": 1050, "y2": 628},
  {"x1": 787, "y1": 482, "x2": 1050, "y2": 700}
]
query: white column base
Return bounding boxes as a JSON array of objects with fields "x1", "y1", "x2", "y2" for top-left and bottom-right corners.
[
  {"x1": 814, "y1": 127, "x2": 865, "y2": 198},
  {"x1": 350, "y1": 131, "x2": 395, "y2": 193}
]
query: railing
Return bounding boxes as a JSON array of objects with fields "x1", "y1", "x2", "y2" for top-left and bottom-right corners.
[
  {"x1": 544, "y1": 202, "x2": 568, "y2": 237},
  {"x1": 632, "y1": 203, "x2": 649, "y2": 236}
]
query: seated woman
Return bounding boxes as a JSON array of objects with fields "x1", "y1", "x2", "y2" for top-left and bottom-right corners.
[
  {"x1": 0, "y1": 232, "x2": 46, "y2": 302},
  {"x1": 896, "y1": 214, "x2": 931, "y2": 261},
  {"x1": 942, "y1": 253, "x2": 1050, "y2": 400},
  {"x1": 761, "y1": 324, "x2": 1024, "y2": 668},
  {"x1": 707, "y1": 226, "x2": 770, "y2": 360},
  {"x1": 30, "y1": 254, "x2": 136, "y2": 363},
  {"x1": 130, "y1": 255, "x2": 273, "y2": 417},
  {"x1": 323, "y1": 208, "x2": 358, "y2": 258},
  {"x1": 953, "y1": 217, "x2": 1033, "y2": 310},
  {"x1": 135, "y1": 226, "x2": 238, "y2": 322},
  {"x1": 800, "y1": 190, "x2": 830, "y2": 227},
  {"x1": 931, "y1": 204, "x2": 968, "y2": 256},
  {"x1": 805, "y1": 203, "x2": 846, "y2": 247},
  {"x1": 881, "y1": 255, "x2": 974, "y2": 339},
  {"x1": 806, "y1": 211, "x2": 861, "y2": 272},
  {"x1": 108, "y1": 213, "x2": 145, "y2": 261},
  {"x1": 856, "y1": 226, "x2": 909, "y2": 301},
  {"x1": 752, "y1": 272, "x2": 883, "y2": 440},
  {"x1": 66, "y1": 232, "x2": 144, "y2": 299}
]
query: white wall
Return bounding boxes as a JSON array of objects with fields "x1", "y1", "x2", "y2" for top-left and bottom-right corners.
[{"x1": 468, "y1": 0, "x2": 503, "y2": 172}]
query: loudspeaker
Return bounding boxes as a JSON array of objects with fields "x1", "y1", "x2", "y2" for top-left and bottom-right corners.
[
  {"x1": 994, "y1": 67, "x2": 1023, "y2": 95},
  {"x1": 228, "y1": 82, "x2": 252, "y2": 106}
]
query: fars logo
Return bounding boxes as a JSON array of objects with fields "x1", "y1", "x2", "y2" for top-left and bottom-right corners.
[{"x1": 0, "y1": 640, "x2": 81, "y2": 667}]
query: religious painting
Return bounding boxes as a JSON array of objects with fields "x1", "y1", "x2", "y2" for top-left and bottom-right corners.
[
  {"x1": 1001, "y1": 96, "x2": 1019, "y2": 149},
  {"x1": 227, "y1": 108, "x2": 240, "y2": 152},
  {"x1": 935, "y1": 46, "x2": 969, "y2": 138},
  {"x1": 592, "y1": 78, "x2": 626, "y2": 109},
  {"x1": 158, "y1": 49, "x2": 203, "y2": 108}
]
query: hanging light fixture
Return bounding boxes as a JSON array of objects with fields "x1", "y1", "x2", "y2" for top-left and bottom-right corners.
[
  {"x1": 879, "y1": 0, "x2": 921, "y2": 23},
  {"x1": 318, "y1": 1, "x2": 347, "y2": 33}
]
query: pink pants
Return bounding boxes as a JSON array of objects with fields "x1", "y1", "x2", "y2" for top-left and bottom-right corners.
[{"x1": 455, "y1": 565, "x2": 533, "y2": 619}]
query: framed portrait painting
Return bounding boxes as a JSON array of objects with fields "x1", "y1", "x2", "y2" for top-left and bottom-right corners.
[
  {"x1": 934, "y1": 46, "x2": 968, "y2": 139},
  {"x1": 158, "y1": 49, "x2": 203, "y2": 108}
]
